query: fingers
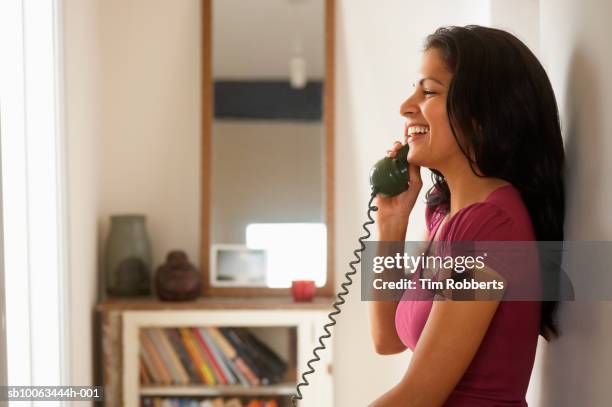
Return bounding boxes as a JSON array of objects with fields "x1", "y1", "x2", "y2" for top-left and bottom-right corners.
[{"x1": 386, "y1": 140, "x2": 403, "y2": 157}]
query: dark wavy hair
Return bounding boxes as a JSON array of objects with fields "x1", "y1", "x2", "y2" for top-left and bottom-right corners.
[{"x1": 422, "y1": 25, "x2": 565, "y2": 340}]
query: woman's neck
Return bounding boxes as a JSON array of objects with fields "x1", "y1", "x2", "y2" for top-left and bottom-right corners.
[{"x1": 441, "y1": 161, "x2": 510, "y2": 218}]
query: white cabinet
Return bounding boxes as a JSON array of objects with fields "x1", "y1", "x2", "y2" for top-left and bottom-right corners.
[{"x1": 97, "y1": 298, "x2": 334, "y2": 407}]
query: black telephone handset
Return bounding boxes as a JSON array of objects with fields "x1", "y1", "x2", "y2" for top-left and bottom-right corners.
[
  {"x1": 291, "y1": 143, "x2": 411, "y2": 406},
  {"x1": 369, "y1": 142, "x2": 411, "y2": 196}
]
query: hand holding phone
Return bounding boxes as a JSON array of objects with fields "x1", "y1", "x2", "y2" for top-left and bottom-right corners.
[{"x1": 370, "y1": 139, "x2": 422, "y2": 234}]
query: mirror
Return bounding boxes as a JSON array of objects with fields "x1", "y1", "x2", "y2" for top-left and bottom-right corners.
[{"x1": 201, "y1": 0, "x2": 335, "y2": 296}]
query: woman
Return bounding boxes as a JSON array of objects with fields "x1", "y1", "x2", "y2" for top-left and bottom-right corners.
[{"x1": 367, "y1": 25, "x2": 565, "y2": 406}]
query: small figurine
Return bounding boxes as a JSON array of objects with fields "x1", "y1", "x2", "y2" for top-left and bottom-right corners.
[{"x1": 155, "y1": 250, "x2": 201, "y2": 301}]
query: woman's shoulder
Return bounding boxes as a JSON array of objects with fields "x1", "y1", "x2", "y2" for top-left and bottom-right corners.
[
  {"x1": 433, "y1": 183, "x2": 535, "y2": 241},
  {"x1": 444, "y1": 200, "x2": 514, "y2": 241}
]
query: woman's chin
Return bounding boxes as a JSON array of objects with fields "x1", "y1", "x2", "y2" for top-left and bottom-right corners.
[{"x1": 407, "y1": 152, "x2": 427, "y2": 167}]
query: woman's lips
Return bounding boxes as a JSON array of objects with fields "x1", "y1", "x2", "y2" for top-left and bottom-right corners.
[
  {"x1": 407, "y1": 132, "x2": 428, "y2": 143},
  {"x1": 404, "y1": 123, "x2": 430, "y2": 144}
]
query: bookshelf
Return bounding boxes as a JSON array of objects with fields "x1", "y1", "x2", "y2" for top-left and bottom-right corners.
[{"x1": 96, "y1": 297, "x2": 334, "y2": 406}]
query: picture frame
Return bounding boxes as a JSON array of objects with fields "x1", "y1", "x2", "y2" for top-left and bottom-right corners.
[{"x1": 209, "y1": 244, "x2": 268, "y2": 287}]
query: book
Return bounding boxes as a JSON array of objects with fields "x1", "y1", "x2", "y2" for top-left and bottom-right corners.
[
  {"x1": 234, "y1": 328, "x2": 287, "y2": 383},
  {"x1": 234, "y1": 357, "x2": 260, "y2": 386},
  {"x1": 220, "y1": 328, "x2": 270, "y2": 385},
  {"x1": 139, "y1": 357, "x2": 151, "y2": 385},
  {"x1": 224, "y1": 398, "x2": 243, "y2": 407},
  {"x1": 140, "y1": 342, "x2": 163, "y2": 384},
  {"x1": 209, "y1": 327, "x2": 260, "y2": 386},
  {"x1": 147, "y1": 328, "x2": 182, "y2": 384},
  {"x1": 158, "y1": 328, "x2": 191, "y2": 384},
  {"x1": 198, "y1": 328, "x2": 238, "y2": 385},
  {"x1": 205, "y1": 327, "x2": 236, "y2": 358},
  {"x1": 189, "y1": 327, "x2": 221, "y2": 384},
  {"x1": 205, "y1": 327, "x2": 253, "y2": 386},
  {"x1": 192, "y1": 327, "x2": 229, "y2": 385},
  {"x1": 165, "y1": 328, "x2": 202, "y2": 384},
  {"x1": 178, "y1": 327, "x2": 215, "y2": 384},
  {"x1": 141, "y1": 329, "x2": 173, "y2": 384},
  {"x1": 240, "y1": 328, "x2": 288, "y2": 373}
]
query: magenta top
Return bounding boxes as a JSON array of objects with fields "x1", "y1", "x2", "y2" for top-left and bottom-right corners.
[{"x1": 395, "y1": 184, "x2": 541, "y2": 406}]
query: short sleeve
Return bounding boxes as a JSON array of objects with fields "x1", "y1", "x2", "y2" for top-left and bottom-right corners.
[
  {"x1": 432, "y1": 201, "x2": 539, "y2": 301},
  {"x1": 434, "y1": 203, "x2": 519, "y2": 300}
]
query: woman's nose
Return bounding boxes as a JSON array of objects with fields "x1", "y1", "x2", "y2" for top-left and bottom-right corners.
[{"x1": 399, "y1": 92, "x2": 419, "y2": 118}]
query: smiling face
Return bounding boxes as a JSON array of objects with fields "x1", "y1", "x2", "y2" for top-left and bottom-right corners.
[{"x1": 400, "y1": 48, "x2": 465, "y2": 172}]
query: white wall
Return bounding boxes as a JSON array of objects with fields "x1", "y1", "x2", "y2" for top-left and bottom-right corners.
[
  {"x1": 536, "y1": 0, "x2": 612, "y2": 405},
  {"x1": 97, "y1": 0, "x2": 202, "y2": 269},
  {"x1": 63, "y1": 0, "x2": 100, "y2": 389},
  {"x1": 490, "y1": 0, "x2": 539, "y2": 56}
]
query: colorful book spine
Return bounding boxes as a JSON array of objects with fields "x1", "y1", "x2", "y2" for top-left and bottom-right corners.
[
  {"x1": 142, "y1": 397, "x2": 280, "y2": 406},
  {"x1": 139, "y1": 342, "x2": 163, "y2": 384},
  {"x1": 140, "y1": 329, "x2": 172, "y2": 384},
  {"x1": 204, "y1": 327, "x2": 250, "y2": 387},
  {"x1": 147, "y1": 328, "x2": 182, "y2": 384},
  {"x1": 189, "y1": 327, "x2": 221, "y2": 385},
  {"x1": 207, "y1": 327, "x2": 259, "y2": 386},
  {"x1": 220, "y1": 328, "x2": 270, "y2": 385},
  {"x1": 224, "y1": 398, "x2": 243, "y2": 407},
  {"x1": 211, "y1": 397, "x2": 224, "y2": 407},
  {"x1": 234, "y1": 357, "x2": 260, "y2": 386},
  {"x1": 178, "y1": 327, "x2": 215, "y2": 384},
  {"x1": 165, "y1": 328, "x2": 201, "y2": 384},
  {"x1": 139, "y1": 357, "x2": 150, "y2": 385},
  {"x1": 140, "y1": 324, "x2": 289, "y2": 391},
  {"x1": 158, "y1": 328, "x2": 191, "y2": 385},
  {"x1": 192, "y1": 327, "x2": 229, "y2": 385},
  {"x1": 198, "y1": 328, "x2": 238, "y2": 385}
]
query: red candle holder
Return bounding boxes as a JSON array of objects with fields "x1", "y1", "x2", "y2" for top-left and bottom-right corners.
[{"x1": 291, "y1": 280, "x2": 316, "y2": 302}]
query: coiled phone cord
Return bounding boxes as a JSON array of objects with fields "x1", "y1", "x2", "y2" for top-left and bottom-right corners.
[{"x1": 290, "y1": 188, "x2": 379, "y2": 407}]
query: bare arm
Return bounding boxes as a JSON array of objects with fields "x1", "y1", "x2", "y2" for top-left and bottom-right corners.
[
  {"x1": 367, "y1": 226, "x2": 429, "y2": 355},
  {"x1": 366, "y1": 140, "x2": 423, "y2": 355},
  {"x1": 368, "y1": 299, "x2": 501, "y2": 406}
]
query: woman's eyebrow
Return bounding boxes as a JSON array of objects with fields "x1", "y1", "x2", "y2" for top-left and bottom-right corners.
[{"x1": 415, "y1": 77, "x2": 445, "y2": 87}]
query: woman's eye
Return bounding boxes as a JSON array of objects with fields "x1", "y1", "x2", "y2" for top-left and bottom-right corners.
[{"x1": 423, "y1": 90, "x2": 436, "y2": 97}]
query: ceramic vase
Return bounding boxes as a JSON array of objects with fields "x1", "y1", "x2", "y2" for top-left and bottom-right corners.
[{"x1": 105, "y1": 215, "x2": 152, "y2": 297}]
